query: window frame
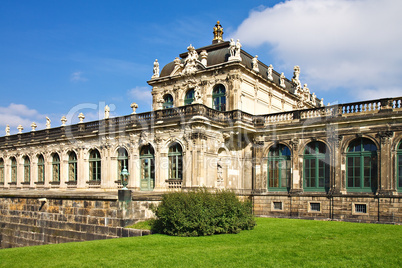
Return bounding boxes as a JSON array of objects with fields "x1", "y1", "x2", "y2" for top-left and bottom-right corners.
[
  {"x1": 267, "y1": 144, "x2": 291, "y2": 191},
  {"x1": 0, "y1": 158, "x2": 4, "y2": 183},
  {"x1": 397, "y1": 141, "x2": 402, "y2": 192},
  {"x1": 184, "y1": 89, "x2": 195, "y2": 105},
  {"x1": 117, "y1": 148, "x2": 129, "y2": 181},
  {"x1": 68, "y1": 152, "x2": 78, "y2": 182},
  {"x1": 52, "y1": 153, "x2": 60, "y2": 182},
  {"x1": 303, "y1": 141, "x2": 330, "y2": 192},
  {"x1": 168, "y1": 143, "x2": 183, "y2": 180},
  {"x1": 10, "y1": 157, "x2": 17, "y2": 183},
  {"x1": 163, "y1": 94, "x2": 174, "y2": 109},
  {"x1": 37, "y1": 155, "x2": 45, "y2": 182},
  {"x1": 24, "y1": 156, "x2": 30, "y2": 183},
  {"x1": 89, "y1": 149, "x2": 101, "y2": 181},
  {"x1": 212, "y1": 84, "x2": 226, "y2": 111},
  {"x1": 140, "y1": 145, "x2": 155, "y2": 191},
  {"x1": 346, "y1": 138, "x2": 377, "y2": 192}
]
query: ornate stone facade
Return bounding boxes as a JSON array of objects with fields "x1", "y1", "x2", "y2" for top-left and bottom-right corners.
[{"x1": 1, "y1": 23, "x2": 402, "y2": 223}]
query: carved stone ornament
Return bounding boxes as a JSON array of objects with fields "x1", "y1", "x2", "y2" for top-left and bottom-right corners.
[
  {"x1": 252, "y1": 55, "x2": 259, "y2": 73},
  {"x1": 152, "y1": 59, "x2": 159, "y2": 78},
  {"x1": 182, "y1": 44, "x2": 199, "y2": 75},
  {"x1": 104, "y1": 105, "x2": 110, "y2": 119},
  {"x1": 78, "y1": 113, "x2": 85, "y2": 123},
  {"x1": 130, "y1": 102, "x2": 138, "y2": 114},
  {"x1": 280, "y1": 73, "x2": 286, "y2": 88},
  {"x1": 292, "y1": 65, "x2": 301, "y2": 89},
  {"x1": 228, "y1": 39, "x2": 242, "y2": 62},
  {"x1": 31, "y1": 122, "x2": 37, "y2": 131},
  {"x1": 46, "y1": 117, "x2": 51, "y2": 129},
  {"x1": 267, "y1": 64, "x2": 273, "y2": 81},
  {"x1": 61, "y1": 116, "x2": 67, "y2": 126},
  {"x1": 17, "y1": 125, "x2": 23, "y2": 134},
  {"x1": 200, "y1": 50, "x2": 208, "y2": 66},
  {"x1": 377, "y1": 131, "x2": 393, "y2": 145},
  {"x1": 5, "y1": 124, "x2": 10, "y2": 136}
]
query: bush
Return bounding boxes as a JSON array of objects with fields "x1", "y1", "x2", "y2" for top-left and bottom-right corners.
[{"x1": 151, "y1": 188, "x2": 255, "y2": 236}]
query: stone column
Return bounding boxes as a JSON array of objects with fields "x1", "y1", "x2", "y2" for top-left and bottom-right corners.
[
  {"x1": 30, "y1": 157, "x2": 37, "y2": 189},
  {"x1": 17, "y1": 155, "x2": 23, "y2": 189},
  {"x1": 78, "y1": 148, "x2": 87, "y2": 188},
  {"x1": 329, "y1": 134, "x2": 343, "y2": 194},
  {"x1": 290, "y1": 138, "x2": 302, "y2": 193},
  {"x1": 251, "y1": 138, "x2": 265, "y2": 193},
  {"x1": 377, "y1": 131, "x2": 394, "y2": 193},
  {"x1": 60, "y1": 151, "x2": 68, "y2": 189}
]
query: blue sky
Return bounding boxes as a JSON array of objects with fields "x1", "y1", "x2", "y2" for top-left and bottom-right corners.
[{"x1": 1, "y1": 0, "x2": 401, "y2": 135}]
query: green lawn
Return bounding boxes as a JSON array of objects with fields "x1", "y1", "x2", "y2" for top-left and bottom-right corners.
[{"x1": 0, "y1": 217, "x2": 401, "y2": 267}]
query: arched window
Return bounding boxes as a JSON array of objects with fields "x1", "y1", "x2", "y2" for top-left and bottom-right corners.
[
  {"x1": 397, "y1": 141, "x2": 402, "y2": 191},
  {"x1": 37, "y1": 155, "x2": 45, "y2": 182},
  {"x1": 212, "y1": 84, "x2": 226, "y2": 111},
  {"x1": 0, "y1": 158, "x2": 4, "y2": 183},
  {"x1": 89, "y1": 149, "x2": 101, "y2": 181},
  {"x1": 11, "y1": 157, "x2": 17, "y2": 183},
  {"x1": 303, "y1": 141, "x2": 330, "y2": 192},
  {"x1": 68, "y1": 151, "x2": 77, "y2": 182},
  {"x1": 268, "y1": 144, "x2": 291, "y2": 191},
  {"x1": 52, "y1": 154, "x2": 60, "y2": 182},
  {"x1": 185, "y1": 89, "x2": 195, "y2": 105},
  {"x1": 163, "y1": 94, "x2": 174, "y2": 109},
  {"x1": 347, "y1": 138, "x2": 377, "y2": 192},
  {"x1": 140, "y1": 145, "x2": 155, "y2": 190},
  {"x1": 168, "y1": 143, "x2": 183, "y2": 180},
  {"x1": 24, "y1": 156, "x2": 30, "y2": 183},
  {"x1": 117, "y1": 148, "x2": 128, "y2": 181}
]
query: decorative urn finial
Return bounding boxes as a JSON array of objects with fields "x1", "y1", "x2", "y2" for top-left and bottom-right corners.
[{"x1": 212, "y1": 21, "x2": 224, "y2": 44}]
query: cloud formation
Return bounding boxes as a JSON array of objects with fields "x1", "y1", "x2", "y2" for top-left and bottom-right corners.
[
  {"x1": 127, "y1": 86, "x2": 152, "y2": 104},
  {"x1": 70, "y1": 71, "x2": 88, "y2": 82},
  {"x1": 0, "y1": 104, "x2": 46, "y2": 135},
  {"x1": 232, "y1": 0, "x2": 402, "y2": 101}
]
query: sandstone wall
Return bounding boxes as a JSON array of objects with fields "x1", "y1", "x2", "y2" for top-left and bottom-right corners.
[{"x1": 0, "y1": 194, "x2": 158, "y2": 248}]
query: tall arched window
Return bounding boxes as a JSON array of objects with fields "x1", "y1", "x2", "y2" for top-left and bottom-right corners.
[
  {"x1": 347, "y1": 138, "x2": 377, "y2": 192},
  {"x1": 89, "y1": 149, "x2": 101, "y2": 181},
  {"x1": 212, "y1": 84, "x2": 226, "y2": 111},
  {"x1": 140, "y1": 145, "x2": 155, "y2": 191},
  {"x1": 303, "y1": 141, "x2": 330, "y2": 192},
  {"x1": 163, "y1": 94, "x2": 174, "y2": 109},
  {"x1": 397, "y1": 141, "x2": 402, "y2": 191},
  {"x1": 68, "y1": 151, "x2": 77, "y2": 182},
  {"x1": 11, "y1": 157, "x2": 17, "y2": 183},
  {"x1": 52, "y1": 153, "x2": 60, "y2": 182},
  {"x1": 0, "y1": 158, "x2": 4, "y2": 183},
  {"x1": 37, "y1": 155, "x2": 45, "y2": 182},
  {"x1": 185, "y1": 89, "x2": 195, "y2": 105},
  {"x1": 24, "y1": 156, "x2": 30, "y2": 183},
  {"x1": 168, "y1": 143, "x2": 183, "y2": 180},
  {"x1": 268, "y1": 144, "x2": 291, "y2": 191},
  {"x1": 117, "y1": 148, "x2": 128, "y2": 181}
]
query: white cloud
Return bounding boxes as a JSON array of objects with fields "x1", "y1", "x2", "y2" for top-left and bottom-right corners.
[
  {"x1": 70, "y1": 71, "x2": 88, "y2": 82},
  {"x1": 232, "y1": 0, "x2": 402, "y2": 102},
  {"x1": 127, "y1": 86, "x2": 152, "y2": 104},
  {"x1": 0, "y1": 103, "x2": 47, "y2": 135}
]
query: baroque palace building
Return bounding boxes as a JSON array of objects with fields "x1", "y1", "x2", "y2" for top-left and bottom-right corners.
[{"x1": 1, "y1": 22, "x2": 402, "y2": 223}]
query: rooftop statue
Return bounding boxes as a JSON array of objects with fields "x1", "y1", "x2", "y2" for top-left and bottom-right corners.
[
  {"x1": 228, "y1": 38, "x2": 242, "y2": 62},
  {"x1": 46, "y1": 117, "x2": 51, "y2": 129},
  {"x1": 183, "y1": 45, "x2": 199, "y2": 75},
  {"x1": 212, "y1": 21, "x2": 224, "y2": 43},
  {"x1": 152, "y1": 59, "x2": 159, "y2": 78},
  {"x1": 292, "y1": 65, "x2": 301, "y2": 89},
  {"x1": 5, "y1": 125, "x2": 10, "y2": 136},
  {"x1": 280, "y1": 73, "x2": 286, "y2": 88},
  {"x1": 267, "y1": 64, "x2": 273, "y2": 81},
  {"x1": 104, "y1": 105, "x2": 110, "y2": 119},
  {"x1": 252, "y1": 55, "x2": 259, "y2": 73}
]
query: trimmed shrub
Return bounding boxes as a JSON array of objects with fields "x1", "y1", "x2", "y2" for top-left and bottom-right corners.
[{"x1": 151, "y1": 189, "x2": 255, "y2": 236}]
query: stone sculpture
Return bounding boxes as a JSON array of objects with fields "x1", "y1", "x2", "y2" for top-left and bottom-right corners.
[
  {"x1": 280, "y1": 73, "x2": 286, "y2": 88},
  {"x1": 46, "y1": 117, "x2": 51, "y2": 129},
  {"x1": 152, "y1": 59, "x2": 159, "y2": 78},
  {"x1": 252, "y1": 55, "x2": 259, "y2": 72},
  {"x1": 130, "y1": 102, "x2": 138, "y2": 114},
  {"x1": 104, "y1": 105, "x2": 110, "y2": 119},
  {"x1": 267, "y1": 64, "x2": 273, "y2": 81},
  {"x1": 5, "y1": 125, "x2": 10, "y2": 136},
  {"x1": 31, "y1": 122, "x2": 37, "y2": 131}
]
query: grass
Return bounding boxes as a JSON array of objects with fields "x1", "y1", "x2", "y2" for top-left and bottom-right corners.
[
  {"x1": 125, "y1": 220, "x2": 152, "y2": 230},
  {"x1": 0, "y1": 217, "x2": 401, "y2": 267}
]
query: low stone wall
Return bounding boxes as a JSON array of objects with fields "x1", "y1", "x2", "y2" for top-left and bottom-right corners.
[
  {"x1": 0, "y1": 191, "x2": 160, "y2": 248},
  {"x1": 253, "y1": 193, "x2": 402, "y2": 223}
]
